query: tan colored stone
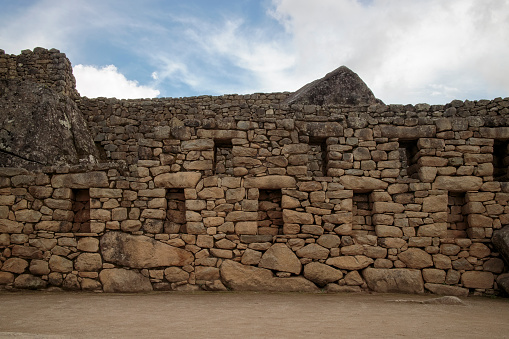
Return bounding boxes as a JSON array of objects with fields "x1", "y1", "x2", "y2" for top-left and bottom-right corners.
[
  {"x1": 461, "y1": 271, "x2": 494, "y2": 289},
  {"x1": 467, "y1": 214, "x2": 492, "y2": 228},
  {"x1": 75, "y1": 253, "x2": 102, "y2": 271},
  {"x1": 433, "y1": 176, "x2": 483, "y2": 192},
  {"x1": 322, "y1": 212, "x2": 352, "y2": 224},
  {"x1": 296, "y1": 243, "x2": 329, "y2": 259},
  {"x1": 241, "y1": 248, "x2": 262, "y2": 265},
  {"x1": 375, "y1": 225, "x2": 402, "y2": 237},
  {"x1": 15, "y1": 210, "x2": 42, "y2": 222},
  {"x1": 244, "y1": 176, "x2": 296, "y2": 189},
  {"x1": 0, "y1": 219, "x2": 23, "y2": 233},
  {"x1": 422, "y1": 195, "x2": 448, "y2": 212},
  {"x1": 422, "y1": 268, "x2": 446, "y2": 283},
  {"x1": 399, "y1": 248, "x2": 433, "y2": 269},
  {"x1": 14, "y1": 274, "x2": 47, "y2": 290},
  {"x1": 469, "y1": 243, "x2": 491, "y2": 258},
  {"x1": 99, "y1": 268, "x2": 153, "y2": 292},
  {"x1": 362, "y1": 268, "x2": 424, "y2": 294},
  {"x1": 154, "y1": 172, "x2": 201, "y2": 188},
  {"x1": 49, "y1": 255, "x2": 73, "y2": 273},
  {"x1": 0, "y1": 271, "x2": 14, "y2": 284},
  {"x1": 100, "y1": 232, "x2": 194, "y2": 268},
  {"x1": 326, "y1": 255, "x2": 373, "y2": 270},
  {"x1": 283, "y1": 209, "x2": 314, "y2": 224},
  {"x1": 198, "y1": 187, "x2": 224, "y2": 199},
  {"x1": 303, "y1": 262, "x2": 343, "y2": 287},
  {"x1": 1, "y1": 258, "x2": 28, "y2": 274},
  {"x1": 372, "y1": 202, "x2": 404, "y2": 214},
  {"x1": 339, "y1": 175, "x2": 388, "y2": 192},
  {"x1": 195, "y1": 266, "x2": 220, "y2": 281},
  {"x1": 51, "y1": 172, "x2": 108, "y2": 188},
  {"x1": 424, "y1": 283, "x2": 469, "y2": 297},
  {"x1": 29, "y1": 260, "x2": 50, "y2": 275},
  {"x1": 380, "y1": 125, "x2": 436, "y2": 139},
  {"x1": 317, "y1": 234, "x2": 341, "y2": 249},
  {"x1": 164, "y1": 267, "x2": 189, "y2": 282},
  {"x1": 417, "y1": 223, "x2": 447, "y2": 237},
  {"x1": 220, "y1": 260, "x2": 318, "y2": 292},
  {"x1": 258, "y1": 243, "x2": 302, "y2": 274},
  {"x1": 235, "y1": 221, "x2": 258, "y2": 235}
]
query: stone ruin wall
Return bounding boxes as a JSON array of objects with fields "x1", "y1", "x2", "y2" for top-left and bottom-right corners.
[{"x1": 1, "y1": 48, "x2": 509, "y2": 295}]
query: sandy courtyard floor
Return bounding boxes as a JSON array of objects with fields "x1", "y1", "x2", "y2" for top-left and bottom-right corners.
[{"x1": 0, "y1": 291, "x2": 508, "y2": 338}]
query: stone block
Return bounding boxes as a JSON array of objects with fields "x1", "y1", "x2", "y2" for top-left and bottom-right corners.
[
  {"x1": 100, "y1": 268, "x2": 153, "y2": 292},
  {"x1": 461, "y1": 271, "x2": 494, "y2": 289},
  {"x1": 258, "y1": 243, "x2": 301, "y2": 274},
  {"x1": 154, "y1": 172, "x2": 201, "y2": 188},
  {"x1": 244, "y1": 176, "x2": 296, "y2": 189},
  {"x1": 433, "y1": 176, "x2": 483, "y2": 192},
  {"x1": 339, "y1": 175, "x2": 388, "y2": 192},
  {"x1": 51, "y1": 172, "x2": 108, "y2": 188},
  {"x1": 362, "y1": 268, "x2": 424, "y2": 294}
]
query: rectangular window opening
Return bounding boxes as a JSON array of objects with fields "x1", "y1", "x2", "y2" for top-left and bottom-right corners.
[
  {"x1": 353, "y1": 192, "x2": 373, "y2": 231},
  {"x1": 308, "y1": 137, "x2": 328, "y2": 177},
  {"x1": 448, "y1": 192, "x2": 467, "y2": 238},
  {"x1": 165, "y1": 189, "x2": 186, "y2": 234},
  {"x1": 258, "y1": 189, "x2": 283, "y2": 235},
  {"x1": 72, "y1": 189, "x2": 90, "y2": 232},
  {"x1": 214, "y1": 139, "x2": 233, "y2": 175},
  {"x1": 493, "y1": 139, "x2": 509, "y2": 181},
  {"x1": 399, "y1": 139, "x2": 419, "y2": 177}
]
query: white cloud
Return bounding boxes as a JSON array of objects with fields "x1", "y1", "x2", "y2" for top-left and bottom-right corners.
[
  {"x1": 73, "y1": 64, "x2": 160, "y2": 99},
  {"x1": 267, "y1": 0, "x2": 509, "y2": 104}
]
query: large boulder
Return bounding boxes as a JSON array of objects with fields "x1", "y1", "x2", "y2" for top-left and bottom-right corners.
[
  {"x1": 99, "y1": 268, "x2": 153, "y2": 292},
  {"x1": 283, "y1": 66, "x2": 382, "y2": 106},
  {"x1": 492, "y1": 226, "x2": 509, "y2": 265},
  {"x1": 362, "y1": 268, "x2": 424, "y2": 294},
  {"x1": 0, "y1": 79, "x2": 99, "y2": 169},
  {"x1": 220, "y1": 260, "x2": 318, "y2": 292},
  {"x1": 258, "y1": 243, "x2": 302, "y2": 274},
  {"x1": 303, "y1": 262, "x2": 343, "y2": 287},
  {"x1": 100, "y1": 232, "x2": 194, "y2": 269}
]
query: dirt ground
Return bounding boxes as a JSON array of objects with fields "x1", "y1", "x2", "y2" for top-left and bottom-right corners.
[{"x1": 0, "y1": 291, "x2": 508, "y2": 339}]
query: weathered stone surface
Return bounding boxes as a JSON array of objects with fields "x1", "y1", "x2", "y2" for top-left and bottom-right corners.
[
  {"x1": 29, "y1": 260, "x2": 50, "y2": 275},
  {"x1": 99, "y1": 268, "x2": 153, "y2": 292},
  {"x1": 380, "y1": 125, "x2": 436, "y2": 139},
  {"x1": 422, "y1": 195, "x2": 448, "y2": 212},
  {"x1": 75, "y1": 253, "x2": 102, "y2": 271},
  {"x1": 258, "y1": 243, "x2": 302, "y2": 274},
  {"x1": 154, "y1": 172, "x2": 201, "y2": 188},
  {"x1": 100, "y1": 232, "x2": 194, "y2": 268},
  {"x1": 244, "y1": 176, "x2": 296, "y2": 189},
  {"x1": 0, "y1": 219, "x2": 23, "y2": 233},
  {"x1": 461, "y1": 271, "x2": 494, "y2": 289},
  {"x1": 317, "y1": 234, "x2": 341, "y2": 248},
  {"x1": 51, "y1": 172, "x2": 108, "y2": 188},
  {"x1": 424, "y1": 283, "x2": 469, "y2": 297},
  {"x1": 303, "y1": 262, "x2": 343, "y2": 287},
  {"x1": 164, "y1": 267, "x2": 189, "y2": 282},
  {"x1": 296, "y1": 243, "x2": 329, "y2": 260},
  {"x1": 284, "y1": 66, "x2": 382, "y2": 106},
  {"x1": 339, "y1": 175, "x2": 388, "y2": 192},
  {"x1": 0, "y1": 79, "x2": 98, "y2": 169},
  {"x1": 492, "y1": 226, "x2": 509, "y2": 264},
  {"x1": 1, "y1": 258, "x2": 28, "y2": 274},
  {"x1": 283, "y1": 210, "x2": 314, "y2": 224},
  {"x1": 326, "y1": 255, "x2": 373, "y2": 270},
  {"x1": 399, "y1": 248, "x2": 433, "y2": 269},
  {"x1": 49, "y1": 255, "x2": 73, "y2": 273},
  {"x1": 220, "y1": 260, "x2": 318, "y2": 292},
  {"x1": 0, "y1": 271, "x2": 14, "y2": 284},
  {"x1": 433, "y1": 176, "x2": 483, "y2": 192},
  {"x1": 363, "y1": 268, "x2": 424, "y2": 294},
  {"x1": 14, "y1": 274, "x2": 47, "y2": 290}
]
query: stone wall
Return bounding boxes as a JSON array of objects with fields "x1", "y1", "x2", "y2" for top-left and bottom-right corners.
[{"x1": 1, "y1": 48, "x2": 509, "y2": 295}]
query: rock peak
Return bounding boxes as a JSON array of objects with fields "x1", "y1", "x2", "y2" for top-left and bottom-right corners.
[{"x1": 284, "y1": 66, "x2": 382, "y2": 106}]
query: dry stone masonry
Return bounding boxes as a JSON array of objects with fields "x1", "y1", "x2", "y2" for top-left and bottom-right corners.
[{"x1": 1, "y1": 47, "x2": 509, "y2": 295}]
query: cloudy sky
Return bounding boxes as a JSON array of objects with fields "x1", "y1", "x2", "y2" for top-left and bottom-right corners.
[{"x1": 0, "y1": 0, "x2": 508, "y2": 104}]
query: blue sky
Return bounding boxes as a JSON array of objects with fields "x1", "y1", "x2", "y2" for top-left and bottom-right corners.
[{"x1": 0, "y1": 0, "x2": 508, "y2": 104}]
